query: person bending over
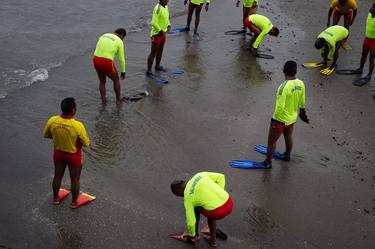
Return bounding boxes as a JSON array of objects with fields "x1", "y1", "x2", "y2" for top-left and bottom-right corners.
[
  {"x1": 244, "y1": 14, "x2": 279, "y2": 56},
  {"x1": 315, "y1": 25, "x2": 349, "y2": 69},
  {"x1": 93, "y1": 28, "x2": 126, "y2": 104},
  {"x1": 171, "y1": 172, "x2": 233, "y2": 248}
]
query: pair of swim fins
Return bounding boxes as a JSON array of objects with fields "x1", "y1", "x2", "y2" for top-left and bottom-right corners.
[{"x1": 230, "y1": 145, "x2": 287, "y2": 169}]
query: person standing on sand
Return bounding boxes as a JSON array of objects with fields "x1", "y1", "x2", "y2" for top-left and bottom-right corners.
[
  {"x1": 93, "y1": 28, "x2": 127, "y2": 104},
  {"x1": 236, "y1": 0, "x2": 259, "y2": 29},
  {"x1": 261, "y1": 61, "x2": 309, "y2": 168},
  {"x1": 244, "y1": 14, "x2": 279, "y2": 56},
  {"x1": 171, "y1": 172, "x2": 233, "y2": 248},
  {"x1": 43, "y1": 98, "x2": 90, "y2": 208},
  {"x1": 351, "y1": 3, "x2": 375, "y2": 86},
  {"x1": 147, "y1": 0, "x2": 171, "y2": 76},
  {"x1": 184, "y1": 0, "x2": 210, "y2": 35}
]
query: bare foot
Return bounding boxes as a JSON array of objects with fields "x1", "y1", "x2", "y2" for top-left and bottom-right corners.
[{"x1": 204, "y1": 237, "x2": 218, "y2": 248}]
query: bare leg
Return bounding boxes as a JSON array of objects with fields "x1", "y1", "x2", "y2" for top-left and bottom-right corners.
[
  {"x1": 283, "y1": 124, "x2": 294, "y2": 155},
  {"x1": 357, "y1": 45, "x2": 370, "y2": 72},
  {"x1": 186, "y1": 3, "x2": 195, "y2": 30},
  {"x1": 155, "y1": 40, "x2": 165, "y2": 70},
  {"x1": 368, "y1": 49, "x2": 375, "y2": 77},
  {"x1": 194, "y1": 4, "x2": 203, "y2": 34},
  {"x1": 106, "y1": 68, "x2": 121, "y2": 104},
  {"x1": 207, "y1": 219, "x2": 218, "y2": 248},
  {"x1": 147, "y1": 42, "x2": 159, "y2": 72},
  {"x1": 265, "y1": 120, "x2": 283, "y2": 163},
  {"x1": 242, "y1": 7, "x2": 250, "y2": 28},
  {"x1": 68, "y1": 165, "x2": 82, "y2": 203},
  {"x1": 52, "y1": 159, "x2": 67, "y2": 199},
  {"x1": 95, "y1": 70, "x2": 107, "y2": 104},
  {"x1": 332, "y1": 13, "x2": 341, "y2": 26},
  {"x1": 343, "y1": 13, "x2": 351, "y2": 30}
]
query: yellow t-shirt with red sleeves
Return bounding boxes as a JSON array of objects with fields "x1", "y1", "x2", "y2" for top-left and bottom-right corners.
[{"x1": 43, "y1": 115, "x2": 90, "y2": 153}]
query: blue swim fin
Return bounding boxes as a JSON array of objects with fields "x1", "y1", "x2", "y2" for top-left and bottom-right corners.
[
  {"x1": 230, "y1": 160, "x2": 271, "y2": 169},
  {"x1": 254, "y1": 144, "x2": 286, "y2": 161},
  {"x1": 170, "y1": 27, "x2": 188, "y2": 33},
  {"x1": 146, "y1": 73, "x2": 169, "y2": 84}
]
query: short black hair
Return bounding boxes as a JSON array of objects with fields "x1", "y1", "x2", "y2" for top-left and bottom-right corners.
[
  {"x1": 115, "y1": 28, "x2": 127, "y2": 37},
  {"x1": 315, "y1": 37, "x2": 325, "y2": 49},
  {"x1": 283, "y1": 60, "x2": 297, "y2": 76},
  {"x1": 61, "y1": 97, "x2": 76, "y2": 115},
  {"x1": 272, "y1": 27, "x2": 280, "y2": 37},
  {"x1": 171, "y1": 180, "x2": 185, "y2": 195},
  {"x1": 339, "y1": 0, "x2": 347, "y2": 5}
]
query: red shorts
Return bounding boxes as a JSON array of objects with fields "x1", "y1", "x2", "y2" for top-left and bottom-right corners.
[
  {"x1": 333, "y1": 9, "x2": 353, "y2": 20},
  {"x1": 93, "y1": 56, "x2": 116, "y2": 76},
  {"x1": 198, "y1": 197, "x2": 233, "y2": 220},
  {"x1": 270, "y1": 118, "x2": 294, "y2": 131},
  {"x1": 151, "y1": 33, "x2": 167, "y2": 46},
  {"x1": 53, "y1": 149, "x2": 83, "y2": 168},
  {"x1": 244, "y1": 18, "x2": 260, "y2": 33},
  {"x1": 363, "y1": 37, "x2": 375, "y2": 50}
]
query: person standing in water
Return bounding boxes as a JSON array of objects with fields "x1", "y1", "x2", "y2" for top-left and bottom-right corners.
[
  {"x1": 351, "y1": 3, "x2": 375, "y2": 86},
  {"x1": 147, "y1": 0, "x2": 171, "y2": 76},
  {"x1": 236, "y1": 0, "x2": 259, "y2": 29},
  {"x1": 93, "y1": 28, "x2": 126, "y2": 104},
  {"x1": 184, "y1": 0, "x2": 210, "y2": 36},
  {"x1": 43, "y1": 98, "x2": 90, "y2": 208}
]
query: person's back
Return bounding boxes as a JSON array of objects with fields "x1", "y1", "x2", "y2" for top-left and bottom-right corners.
[
  {"x1": 184, "y1": 172, "x2": 228, "y2": 211},
  {"x1": 249, "y1": 14, "x2": 272, "y2": 31},
  {"x1": 94, "y1": 33, "x2": 122, "y2": 61},
  {"x1": 273, "y1": 79, "x2": 305, "y2": 126},
  {"x1": 43, "y1": 115, "x2": 90, "y2": 153}
]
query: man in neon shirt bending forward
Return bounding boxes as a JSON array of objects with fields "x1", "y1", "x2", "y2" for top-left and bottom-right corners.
[
  {"x1": 93, "y1": 28, "x2": 126, "y2": 104},
  {"x1": 171, "y1": 172, "x2": 233, "y2": 248}
]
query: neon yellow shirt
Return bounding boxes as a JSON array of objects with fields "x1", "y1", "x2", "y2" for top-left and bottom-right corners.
[
  {"x1": 318, "y1": 25, "x2": 349, "y2": 60},
  {"x1": 191, "y1": 0, "x2": 210, "y2": 5},
  {"x1": 184, "y1": 172, "x2": 229, "y2": 236},
  {"x1": 243, "y1": 0, "x2": 258, "y2": 8},
  {"x1": 366, "y1": 13, "x2": 375, "y2": 39},
  {"x1": 151, "y1": 3, "x2": 170, "y2": 36},
  {"x1": 272, "y1": 79, "x2": 306, "y2": 125},
  {"x1": 249, "y1": 14, "x2": 273, "y2": 49},
  {"x1": 331, "y1": 0, "x2": 357, "y2": 14},
  {"x1": 43, "y1": 115, "x2": 90, "y2": 153},
  {"x1": 94, "y1": 33, "x2": 126, "y2": 73}
]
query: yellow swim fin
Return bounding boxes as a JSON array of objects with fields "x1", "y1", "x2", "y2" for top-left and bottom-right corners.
[
  {"x1": 320, "y1": 67, "x2": 335, "y2": 76},
  {"x1": 302, "y1": 62, "x2": 325, "y2": 68}
]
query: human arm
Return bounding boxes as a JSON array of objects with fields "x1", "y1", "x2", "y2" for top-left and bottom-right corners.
[
  {"x1": 77, "y1": 122, "x2": 90, "y2": 147},
  {"x1": 252, "y1": 28, "x2": 268, "y2": 49},
  {"x1": 207, "y1": 172, "x2": 226, "y2": 189},
  {"x1": 350, "y1": 8, "x2": 357, "y2": 26},
  {"x1": 117, "y1": 40, "x2": 126, "y2": 76},
  {"x1": 327, "y1": 7, "x2": 333, "y2": 27},
  {"x1": 298, "y1": 84, "x2": 309, "y2": 123},
  {"x1": 42, "y1": 117, "x2": 53, "y2": 139},
  {"x1": 184, "y1": 199, "x2": 197, "y2": 237},
  {"x1": 331, "y1": 41, "x2": 343, "y2": 68}
]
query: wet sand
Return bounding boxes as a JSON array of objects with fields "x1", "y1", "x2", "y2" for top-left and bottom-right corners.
[{"x1": 0, "y1": 0, "x2": 374, "y2": 248}]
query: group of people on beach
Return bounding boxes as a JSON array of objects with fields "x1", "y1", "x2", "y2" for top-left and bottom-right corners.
[{"x1": 42, "y1": 0, "x2": 374, "y2": 247}]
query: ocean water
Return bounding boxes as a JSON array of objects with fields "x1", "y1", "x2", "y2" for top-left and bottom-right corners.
[{"x1": 0, "y1": 0, "x2": 184, "y2": 98}]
